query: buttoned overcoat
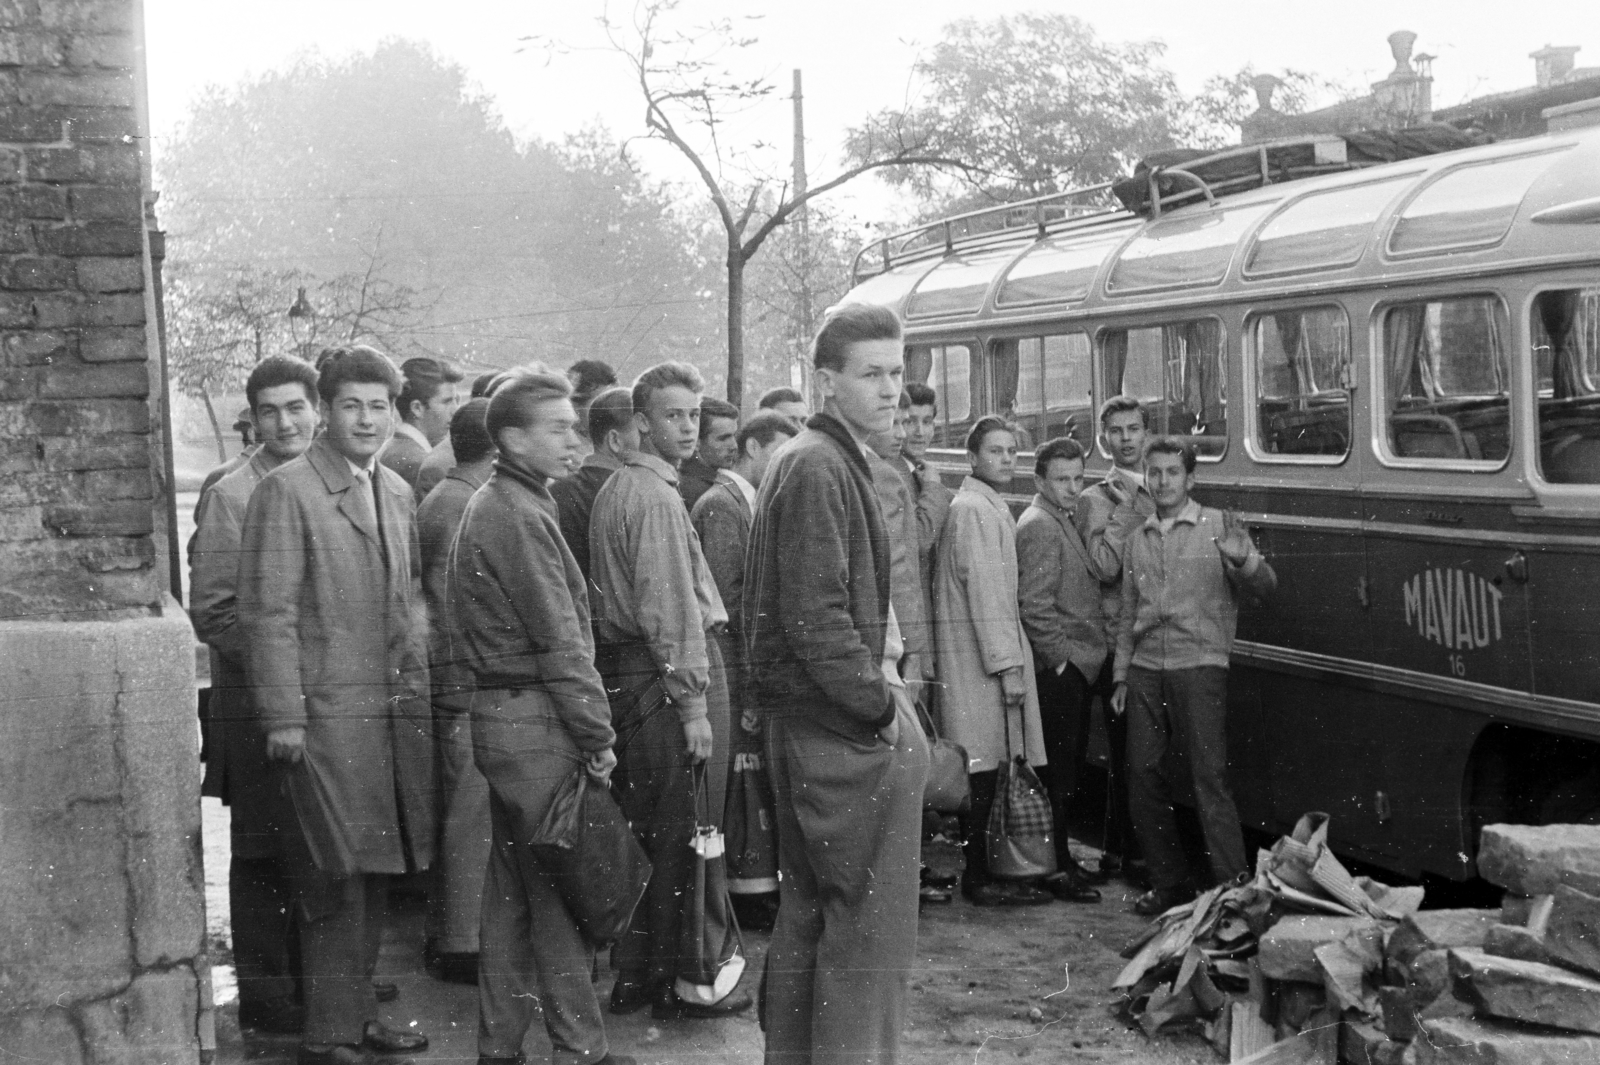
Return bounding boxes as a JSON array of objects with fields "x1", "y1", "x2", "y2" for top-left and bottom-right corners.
[
  {"x1": 239, "y1": 436, "x2": 436, "y2": 876},
  {"x1": 933, "y1": 476, "x2": 1048, "y2": 773}
]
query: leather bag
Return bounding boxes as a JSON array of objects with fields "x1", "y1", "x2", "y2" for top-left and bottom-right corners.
[
  {"x1": 676, "y1": 767, "x2": 746, "y2": 1006},
  {"x1": 527, "y1": 764, "x2": 652, "y2": 945},
  {"x1": 915, "y1": 699, "x2": 972, "y2": 814}
]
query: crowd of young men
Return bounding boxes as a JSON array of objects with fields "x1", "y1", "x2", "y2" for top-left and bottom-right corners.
[{"x1": 190, "y1": 302, "x2": 1274, "y2": 1065}]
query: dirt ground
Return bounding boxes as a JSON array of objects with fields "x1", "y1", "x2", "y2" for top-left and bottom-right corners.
[{"x1": 204, "y1": 799, "x2": 1213, "y2": 1064}]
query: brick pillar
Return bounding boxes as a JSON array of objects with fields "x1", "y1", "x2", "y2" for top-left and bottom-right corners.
[{"x1": 0, "y1": 1, "x2": 205, "y2": 1062}]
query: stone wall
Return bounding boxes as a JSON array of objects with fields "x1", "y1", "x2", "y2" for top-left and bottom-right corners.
[{"x1": 0, "y1": 0, "x2": 204, "y2": 1061}]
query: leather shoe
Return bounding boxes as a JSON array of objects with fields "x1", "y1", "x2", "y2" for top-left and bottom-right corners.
[
  {"x1": 297, "y1": 1045, "x2": 377, "y2": 1065},
  {"x1": 372, "y1": 981, "x2": 399, "y2": 1003},
  {"x1": 1133, "y1": 885, "x2": 1196, "y2": 917},
  {"x1": 964, "y1": 882, "x2": 1053, "y2": 907},
  {"x1": 652, "y1": 985, "x2": 754, "y2": 1020},
  {"x1": 1042, "y1": 870, "x2": 1102, "y2": 903},
  {"x1": 1066, "y1": 858, "x2": 1110, "y2": 886},
  {"x1": 608, "y1": 979, "x2": 653, "y2": 1015},
  {"x1": 363, "y1": 1020, "x2": 428, "y2": 1054},
  {"x1": 238, "y1": 995, "x2": 303, "y2": 1035}
]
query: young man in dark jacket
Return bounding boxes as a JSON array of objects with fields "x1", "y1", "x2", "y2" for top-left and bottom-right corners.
[
  {"x1": 448, "y1": 368, "x2": 633, "y2": 1065},
  {"x1": 745, "y1": 304, "x2": 931, "y2": 1065}
]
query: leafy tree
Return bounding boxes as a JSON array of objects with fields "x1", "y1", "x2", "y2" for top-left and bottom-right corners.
[
  {"x1": 592, "y1": 1, "x2": 973, "y2": 406},
  {"x1": 158, "y1": 39, "x2": 716, "y2": 382},
  {"x1": 847, "y1": 14, "x2": 1184, "y2": 212}
]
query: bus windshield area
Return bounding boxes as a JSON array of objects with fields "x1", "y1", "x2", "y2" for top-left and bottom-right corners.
[{"x1": 1535, "y1": 287, "x2": 1600, "y2": 485}]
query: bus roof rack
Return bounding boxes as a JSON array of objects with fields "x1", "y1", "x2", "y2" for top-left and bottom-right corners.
[{"x1": 851, "y1": 124, "x2": 1487, "y2": 286}]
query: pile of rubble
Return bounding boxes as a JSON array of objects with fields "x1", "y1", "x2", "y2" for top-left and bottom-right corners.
[{"x1": 1113, "y1": 816, "x2": 1600, "y2": 1064}]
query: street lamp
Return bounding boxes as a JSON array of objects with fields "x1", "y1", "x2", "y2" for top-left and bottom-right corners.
[{"x1": 287, "y1": 286, "x2": 316, "y2": 358}]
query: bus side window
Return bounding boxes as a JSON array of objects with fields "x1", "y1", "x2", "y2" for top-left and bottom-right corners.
[
  {"x1": 1251, "y1": 307, "x2": 1351, "y2": 459},
  {"x1": 1533, "y1": 287, "x2": 1600, "y2": 485},
  {"x1": 927, "y1": 343, "x2": 973, "y2": 448},
  {"x1": 1381, "y1": 296, "x2": 1509, "y2": 465},
  {"x1": 1101, "y1": 318, "x2": 1228, "y2": 458},
  {"x1": 988, "y1": 333, "x2": 1092, "y2": 452}
]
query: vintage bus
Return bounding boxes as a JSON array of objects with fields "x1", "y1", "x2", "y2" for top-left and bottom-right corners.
[{"x1": 839, "y1": 122, "x2": 1600, "y2": 882}]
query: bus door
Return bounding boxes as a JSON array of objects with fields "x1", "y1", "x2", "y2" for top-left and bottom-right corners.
[
  {"x1": 1231, "y1": 303, "x2": 1384, "y2": 846},
  {"x1": 1359, "y1": 292, "x2": 1533, "y2": 876}
]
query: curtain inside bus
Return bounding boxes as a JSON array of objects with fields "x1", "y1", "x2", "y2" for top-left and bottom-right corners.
[
  {"x1": 1535, "y1": 288, "x2": 1600, "y2": 485},
  {"x1": 1383, "y1": 296, "x2": 1509, "y2": 463}
]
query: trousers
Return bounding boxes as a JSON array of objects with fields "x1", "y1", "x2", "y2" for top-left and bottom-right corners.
[
  {"x1": 427, "y1": 702, "x2": 490, "y2": 955},
  {"x1": 289, "y1": 868, "x2": 386, "y2": 1046},
  {"x1": 1091, "y1": 660, "x2": 1137, "y2": 861},
  {"x1": 763, "y1": 688, "x2": 929, "y2": 1065},
  {"x1": 605, "y1": 636, "x2": 731, "y2": 990},
  {"x1": 477, "y1": 792, "x2": 609, "y2": 1063},
  {"x1": 1125, "y1": 665, "x2": 1247, "y2": 892},
  {"x1": 1035, "y1": 663, "x2": 1092, "y2": 868},
  {"x1": 230, "y1": 856, "x2": 301, "y2": 1007}
]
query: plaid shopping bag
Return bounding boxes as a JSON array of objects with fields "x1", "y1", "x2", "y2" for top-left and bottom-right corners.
[{"x1": 986, "y1": 754, "x2": 1058, "y2": 880}]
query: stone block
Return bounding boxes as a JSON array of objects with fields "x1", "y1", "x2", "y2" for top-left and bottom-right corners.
[
  {"x1": 1483, "y1": 923, "x2": 1553, "y2": 965},
  {"x1": 1, "y1": 329, "x2": 69, "y2": 365},
  {"x1": 29, "y1": 397, "x2": 148, "y2": 435},
  {"x1": 0, "y1": 112, "x2": 68, "y2": 142},
  {"x1": 0, "y1": 31, "x2": 67, "y2": 67},
  {"x1": 44, "y1": 498, "x2": 152, "y2": 535},
  {"x1": 1544, "y1": 884, "x2": 1600, "y2": 978},
  {"x1": 69, "y1": 185, "x2": 139, "y2": 220},
  {"x1": 0, "y1": 1009, "x2": 84, "y2": 1064},
  {"x1": 0, "y1": 365, "x2": 37, "y2": 401},
  {"x1": 32, "y1": 219, "x2": 142, "y2": 256},
  {"x1": 1259, "y1": 916, "x2": 1378, "y2": 983},
  {"x1": 1414, "y1": 1016, "x2": 1600, "y2": 1064},
  {"x1": 1388, "y1": 909, "x2": 1500, "y2": 968},
  {"x1": 15, "y1": 69, "x2": 135, "y2": 110},
  {"x1": 1379, "y1": 985, "x2": 1418, "y2": 1041},
  {"x1": 5, "y1": 184, "x2": 71, "y2": 219},
  {"x1": 39, "y1": 360, "x2": 146, "y2": 399},
  {"x1": 66, "y1": 33, "x2": 136, "y2": 69},
  {"x1": 38, "y1": 432, "x2": 150, "y2": 472},
  {"x1": 78, "y1": 966, "x2": 200, "y2": 1065},
  {"x1": 74, "y1": 255, "x2": 141, "y2": 292},
  {"x1": 5, "y1": 254, "x2": 74, "y2": 290},
  {"x1": 80, "y1": 326, "x2": 145, "y2": 362},
  {"x1": 1477, "y1": 824, "x2": 1600, "y2": 897},
  {"x1": 79, "y1": 292, "x2": 144, "y2": 327},
  {"x1": 1449, "y1": 947, "x2": 1600, "y2": 1035},
  {"x1": 55, "y1": 105, "x2": 139, "y2": 143},
  {"x1": 0, "y1": 292, "x2": 37, "y2": 328}
]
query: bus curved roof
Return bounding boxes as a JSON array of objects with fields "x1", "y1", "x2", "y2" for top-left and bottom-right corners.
[{"x1": 835, "y1": 124, "x2": 1600, "y2": 326}]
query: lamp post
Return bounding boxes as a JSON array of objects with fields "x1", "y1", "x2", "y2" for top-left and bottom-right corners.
[{"x1": 287, "y1": 286, "x2": 316, "y2": 361}]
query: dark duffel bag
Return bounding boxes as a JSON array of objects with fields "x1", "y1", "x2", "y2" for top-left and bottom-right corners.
[{"x1": 528, "y1": 764, "x2": 652, "y2": 945}]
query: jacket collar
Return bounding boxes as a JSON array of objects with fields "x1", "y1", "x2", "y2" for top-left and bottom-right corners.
[
  {"x1": 246, "y1": 446, "x2": 287, "y2": 480},
  {"x1": 392, "y1": 420, "x2": 430, "y2": 452},
  {"x1": 492, "y1": 456, "x2": 553, "y2": 498},
  {"x1": 447, "y1": 460, "x2": 493, "y2": 491},
  {"x1": 960, "y1": 475, "x2": 1008, "y2": 511},
  {"x1": 1145, "y1": 498, "x2": 1202, "y2": 530},
  {"x1": 306, "y1": 435, "x2": 358, "y2": 493},
  {"x1": 1029, "y1": 491, "x2": 1074, "y2": 521},
  {"x1": 581, "y1": 450, "x2": 623, "y2": 473},
  {"x1": 623, "y1": 448, "x2": 680, "y2": 485},
  {"x1": 807, "y1": 412, "x2": 872, "y2": 477}
]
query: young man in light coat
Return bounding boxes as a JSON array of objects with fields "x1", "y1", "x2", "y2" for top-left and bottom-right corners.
[
  {"x1": 449, "y1": 368, "x2": 634, "y2": 1065},
  {"x1": 934, "y1": 416, "x2": 1052, "y2": 908},
  {"x1": 1110, "y1": 437, "x2": 1277, "y2": 916},
  {"x1": 1015, "y1": 437, "x2": 1107, "y2": 904},
  {"x1": 239, "y1": 346, "x2": 435, "y2": 1065},
  {"x1": 745, "y1": 304, "x2": 931, "y2": 1065},
  {"x1": 191, "y1": 355, "x2": 320, "y2": 1035}
]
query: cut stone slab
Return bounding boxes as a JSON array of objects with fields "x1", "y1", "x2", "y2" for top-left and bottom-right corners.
[
  {"x1": 1414, "y1": 1015, "x2": 1600, "y2": 1064},
  {"x1": 1545, "y1": 884, "x2": 1600, "y2": 978},
  {"x1": 1449, "y1": 947, "x2": 1600, "y2": 1035},
  {"x1": 1259, "y1": 916, "x2": 1378, "y2": 983},
  {"x1": 1477, "y1": 824, "x2": 1600, "y2": 898},
  {"x1": 1500, "y1": 894, "x2": 1552, "y2": 927},
  {"x1": 1388, "y1": 909, "x2": 1499, "y2": 968},
  {"x1": 1483, "y1": 923, "x2": 1553, "y2": 965}
]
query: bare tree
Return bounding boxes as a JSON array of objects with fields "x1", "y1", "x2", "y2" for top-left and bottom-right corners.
[{"x1": 596, "y1": 0, "x2": 974, "y2": 406}]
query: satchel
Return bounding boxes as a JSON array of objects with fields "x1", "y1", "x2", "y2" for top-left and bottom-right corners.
[
  {"x1": 916, "y1": 699, "x2": 972, "y2": 814},
  {"x1": 985, "y1": 707, "x2": 1058, "y2": 880},
  {"x1": 724, "y1": 712, "x2": 779, "y2": 893},
  {"x1": 676, "y1": 767, "x2": 747, "y2": 1006},
  {"x1": 527, "y1": 763, "x2": 652, "y2": 945}
]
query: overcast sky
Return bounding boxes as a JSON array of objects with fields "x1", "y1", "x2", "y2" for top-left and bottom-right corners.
[{"x1": 143, "y1": 0, "x2": 1595, "y2": 225}]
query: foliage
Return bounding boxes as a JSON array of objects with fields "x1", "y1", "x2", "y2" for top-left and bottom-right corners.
[
  {"x1": 591, "y1": 0, "x2": 974, "y2": 405},
  {"x1": 847, "y1": 14, "x2": 1183, "y2": 210},
  {"x1": 157, "y1": 38, "x2": 718, "y2": 386}
]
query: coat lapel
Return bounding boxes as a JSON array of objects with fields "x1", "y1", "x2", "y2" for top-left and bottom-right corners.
[{"x1": 308, "y1": 438, "x2": 382, "y2": 547}]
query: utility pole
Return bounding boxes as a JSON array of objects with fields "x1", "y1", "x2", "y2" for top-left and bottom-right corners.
[{"x1": 792, "y1": 69, "x2": 813, "y2": 402}]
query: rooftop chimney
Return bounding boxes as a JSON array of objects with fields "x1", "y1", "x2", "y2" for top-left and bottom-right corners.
[
  {"x1": 1388, "y1": 30, "x2": 1418, "y2": 74},
  {"x1": 1531, "y1": 45, "x2": 1581, "y2": 87}
]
